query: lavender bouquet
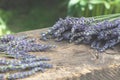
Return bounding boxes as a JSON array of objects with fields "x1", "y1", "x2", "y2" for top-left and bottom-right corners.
[{"x1": 41, "y1": 13, "x2": 120, "y2": 52}]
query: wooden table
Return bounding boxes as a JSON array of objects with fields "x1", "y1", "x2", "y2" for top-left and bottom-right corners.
[{"x1": 8, "y1": 28, "x2": 120, "y2": 80}]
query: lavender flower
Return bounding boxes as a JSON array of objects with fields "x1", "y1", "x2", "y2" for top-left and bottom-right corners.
[
  {"x1": 0, "y1": 34, "x2": 15, "y2": 43},
  {"x1": 0, "y1": 74, "x2": 4, "y2": 80},
  {"x1": 98, "y1": 39, "x2": 120, "y2": 52},
  {"x1": 0, "y1": 34, "x2": 53, "y2": 80},
  {"x1": 70, "y1": 32, "x2": 84, "y2": 42},
  {"x1": 0, "y1": 59, "x2": 21, "y2": 65},
  {"x1": 84, "y1": 20, "x2": 120, "y2": 36},
  {"x1": 7, "y1": 67, "x2": 44, "y2": 80}
]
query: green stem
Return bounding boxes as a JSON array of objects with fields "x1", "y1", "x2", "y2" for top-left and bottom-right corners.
[
  {"x1": 82, "y1": 11, "x2": 84, "y2": 17},
  {"x1": 115, "y1": 5, "x2": 120, "y2": 13},
  {"x1": 92, "y1": 6, "x2": 96, "y2": 16},
  {"x1": 90, "y1": 5, "x2": 95, "y2": 16},
  {"x1": 109, "y1": 17, "x2": 120, "y2": 21},
  {"x1": 0, "y1": 54, "x2": 13, "y2": 58},
  {"x1": 95, "y1": 16, "x2": 120, "y2": 22},
  {"x1": 96, "y1": 4, "x2": 100, "y2": 16},
  {"x1": 110, "y1": 5, "x2": 114, "y2": 14},
  {"x1": 85, "y1": 6, "x2": 88, "y2": 17},
  {"x1": 93, "y1": 13, "x2": 120, "y2": 19},
  {"x1": 104, "y1": 7, "x2": 108, "y2": 15}
]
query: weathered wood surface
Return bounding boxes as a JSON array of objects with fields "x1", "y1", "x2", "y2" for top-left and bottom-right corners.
[{"x1": 14, "y1": 28, "x2": 120, "y2": 80}]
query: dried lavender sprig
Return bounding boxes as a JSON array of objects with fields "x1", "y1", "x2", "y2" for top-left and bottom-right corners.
[
  {"x1": 91, "y1": 40, "x2": 99, "y2": 49},
  {"x1": 0, "y1": 34, "x2": 15, "y2": 43},
  {"x1": 53, "y1": 17, "x2": 95, "y2": 37},
  {"x1": 5, "y1": 46, "x2": 36, "y2": 59},
  {"x1": 97, "y1": 30, "x2": 116, "y2": 40},
  {"x1": 0, "y1": 66, "x2": 9, "y2": 72},
  {"x1": 25, "y1": 44, "x2": 56, "y2": 52},
  {"x1": 0, "y1": 74, "x2": 4, "y2": 80},
  {"x1": 21, "y1": 38, "x2": 35, "y2": 43},
  {"x1": 0, "y1": 61, "x2": 52, "y2": 72},
  {"x1": 0, "y1": 56, "x2": 50, "y2": 66},
  {"x1": 98, "y1": 39, "x2": 120, "y2": 52},
  {"x1": 7, "y1": 53, "x2": 34, "y2": 59},
  {"x1": 7, "y1": 38, "x2": 35, "y2": 47},
  {"x1": 97, "y1": 24, "x2": 120, "y2": 40},
  {"x1": 64, "y1": 16, "x2": 95, "y2": 25},
  {"x1": 70, "y1": 32, "x2": 84, "y2": 42},
  {"x1": 94, "y1": 24, "x2": 120, "y2": 51},
  {"x1": 0, "y1": 35, "x2": 28, "y2": 44},
  {"x1": 84, "y1": 19, "x2": 120, "y2": 36},
  {"x1": 90, "y1": 39, "x2": 104, "y2": 50},
  {"x1": 14, "y1": 35, "x2": 28, "y2": 41},
  {"x1": 74, "y1": 37, "x2": 85, "y2": 44},
  {"x1": 55, "y1": 37, "x2": 64, "y2": 42},
  {"x1": 61, "y1": 31, "x2": 71, "y2": 40},
  {"x1": 71, "y1": 24, "x2": 88, "y2": 34},
  {"x1": 21, "y1": 57, "x2": 50, "y2": 63},
  {"x1": 74, "y1": 35, "x2": 92, "y2": 44},
  {"x1": 41, "y1": 18, "x2": 68, "y2": 40},
  {"x1": 19, "y1": 61, "x2": 53, "y2": 69},
  {"x1": 0, "y1": 59, "x2": 21, "y2": 65},
  {"x1": 40, "y1": 33, "x2": 50, "y2": 41},
  {"x1": 7, "y1": 67, "x2": 44, "y2": 80},
  {"x1": 8, "y1": 40, "x2": 56, "y2": 52},
  {"x1": 48, "y1": 18, "x2": 65, "y2": 34},
  {"x1": 82, "y1": 36, "x2": 92, "y2": 44},
  {"x1": 66, "y1": 14, "x2": 120, "y2": 25},
  {"x1": 0, "y1": 44, "x2": 7, "y2": 52},
  {"x1": 53, "y1": 24, "x2": 71, "y2": 37},
  {"x1": 40, "y1": 16, "x2": 95, "y2": 40},
  {"x1": 55, "y1": 31, "x2": 71, "y2": 42},
  {"x1": 6, "y1": 51, "x2": 36, "y2": 59}
]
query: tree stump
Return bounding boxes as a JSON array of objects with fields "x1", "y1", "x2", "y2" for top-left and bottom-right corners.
[{"x1": 12, "y1": 28, "x2": 120, "y2": 80}]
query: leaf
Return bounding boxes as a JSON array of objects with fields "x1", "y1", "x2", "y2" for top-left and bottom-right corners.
[
  {"x1": 68, "y1": 0, "x2": 80, "y2": 7},
  {"x1": 89, "y1": 0, "x2": 105, "y2": 4},
  {"x1": 68, "y1": 0, "x2": 80, "y2": 16},
  {"x1": 79, "y1": 0, "x2": 87, "y2": 6},
  {"x1": 88, "y1": 4, "x2": 94, "y2": 10},
  {"x1": 104, "y1": 2, "x2": 110, "y2": 9},
  {"x1": 81, "y1": 7, "x2": 85, "y2": 11},
  {"x1": 89, "y1": 0, "x2": 110, "y2": 9}
]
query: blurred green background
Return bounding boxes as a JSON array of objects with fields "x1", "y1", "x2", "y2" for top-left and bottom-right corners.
[{"x1": 0, "y1": 0, "x2": 120, "y2": 35}]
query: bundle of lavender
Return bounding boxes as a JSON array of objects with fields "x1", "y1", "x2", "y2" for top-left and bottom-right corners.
[
  {"x1": 0, "y1": 35, "x2": 55, "y2": 80},
  {"x1": 41, "y1": 13, "x2": 120, "y2": 52}
]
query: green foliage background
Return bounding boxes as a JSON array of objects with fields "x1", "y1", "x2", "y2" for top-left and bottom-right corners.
[
  {"x1": 0, "y1": 0, "x2": 120, "y2": 35},
  {"x1": 68, "y1": 0, "x2": 120, "y2": 17}
]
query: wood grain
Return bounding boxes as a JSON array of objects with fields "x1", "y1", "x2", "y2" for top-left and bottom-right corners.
[{"x1": 5, "y1": 28, "x2": 120, "y2": 80}]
